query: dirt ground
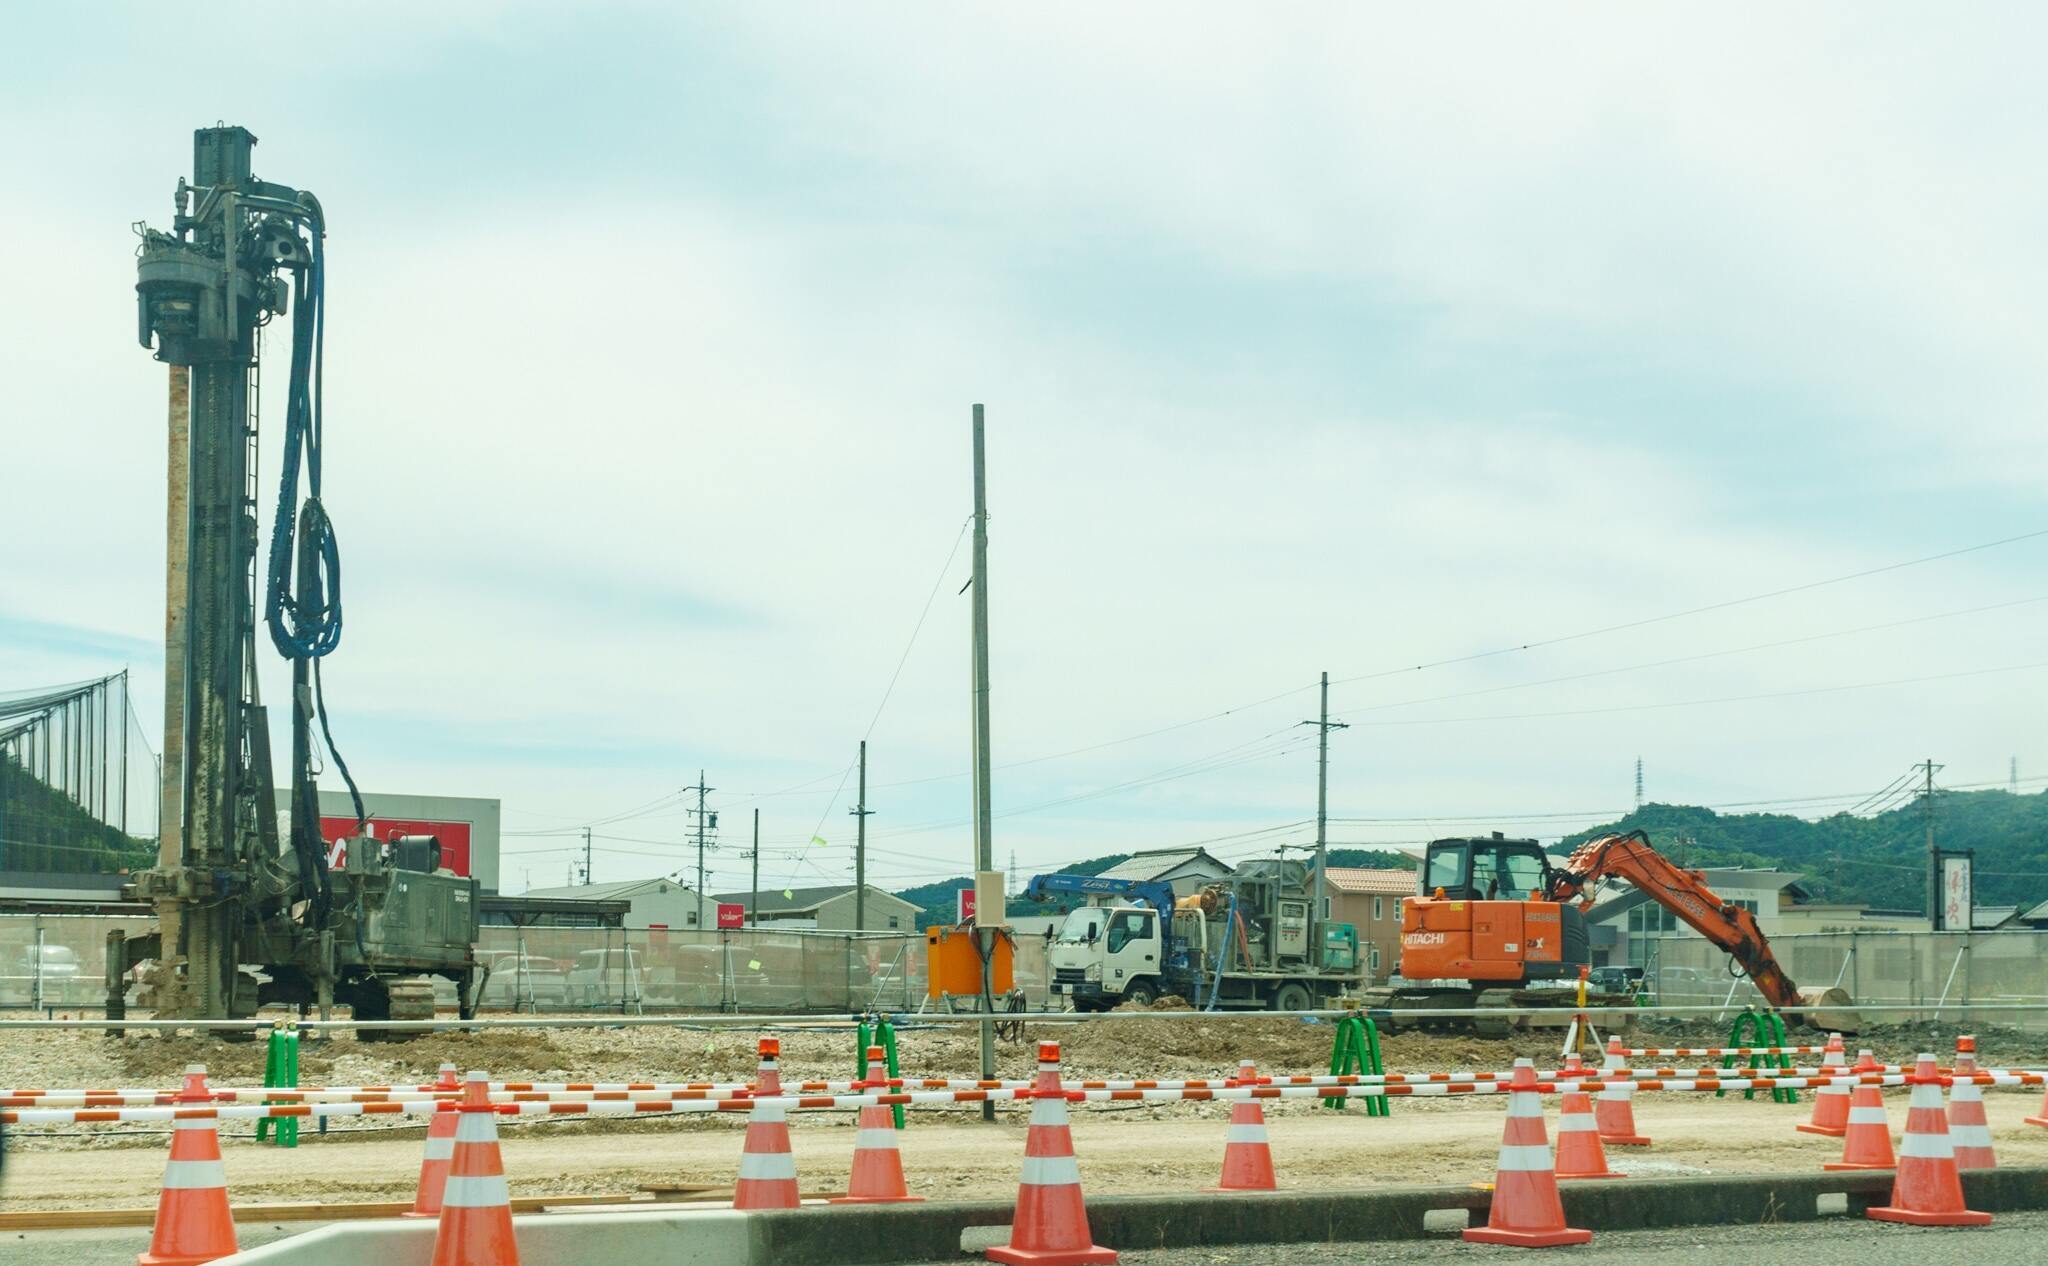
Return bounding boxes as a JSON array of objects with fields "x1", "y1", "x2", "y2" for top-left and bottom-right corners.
[{"x1": 1, "y1": 1015, "x2": 2044, "y2": 1211}]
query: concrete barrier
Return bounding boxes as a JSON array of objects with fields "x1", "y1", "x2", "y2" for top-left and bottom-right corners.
[{"x1": 219, "y1": 1167, "x2": 2048, "y2": 1265}]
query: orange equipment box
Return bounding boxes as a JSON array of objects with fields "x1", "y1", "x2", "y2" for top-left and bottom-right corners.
[{"x1": 925, "y1": 926, "x2": 1015, "y2": 999}]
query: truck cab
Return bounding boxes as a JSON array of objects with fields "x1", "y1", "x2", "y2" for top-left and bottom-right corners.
[{"x1": 1047, "y1": 904, "x2": 1163, "y2": 1010}]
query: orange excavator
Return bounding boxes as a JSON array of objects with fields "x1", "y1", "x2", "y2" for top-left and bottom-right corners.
[{"x1": 1379, "y1": 830, "x2": 1844, "y2": 1034}]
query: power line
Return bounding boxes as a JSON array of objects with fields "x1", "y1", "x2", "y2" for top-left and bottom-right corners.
[
  {"x1": 1327, "y1": 527, "x2": 2048, "y2": 693},
  {"x1": 1339, "y1": 595, "x2": 2048, "y2": 717},
  {"x1": 1336, "y1": 660, "x2": 2048, "y2": 728}
]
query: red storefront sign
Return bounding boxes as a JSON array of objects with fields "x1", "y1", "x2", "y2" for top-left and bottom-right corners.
[
  {"x1": 320, "y1": 815, "x2": 473, "y2": 878},
  {"x1": 716, "y1": 903, "x2": 745, "y2": 930}
]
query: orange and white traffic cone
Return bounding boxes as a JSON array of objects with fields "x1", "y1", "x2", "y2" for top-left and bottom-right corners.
[
  {"x1": 1554, "y1": 1068, "x2": 1619, "y2": 1181},
  {"x1": 1824, "y1": 1051, "x2": 1894, "y2": 1172},
  {"x1": 2029, "y1": 1076, "x2": 2048, "y2": 1130},
  {"x1": 1210, "y1": 1059, "x2": 1276, "y2": 1193},
  {"x1": 987, "y1": 1041, "x2": 1117, "y2": 1265},
  {"x1": 407, "y1": 1063, "x2": 464, "y2": 1218},
  {"x1": 138, "y1": 1065, "x2": 238, "y2": 1266},
  {"x1": 1868, "y1": 1054, "x2": 1991, "y2": 1226},
  {"x1": 1594, "y1": 1037, "x2": 1649, "y2": 1147},
  {"x1": 833, "y1": 1045, "x2": 921, "y2": 1204},
  {"x1": 1464, "y1": 1059, "x2": 1591, "y2": 1247},
  {"x1": 431, "y1": 1071, "x2": 519, "y2": 1266},
  {"x1": 1948, "y1": 1036, "x2": 1995, "y2": 1171},
  {"x1": 734, "y1": 1038, "x2": 799, "y2": 1210},
  {"x1": 1797, "y1": 1033, "x2": 1850, "y2": 1137}
]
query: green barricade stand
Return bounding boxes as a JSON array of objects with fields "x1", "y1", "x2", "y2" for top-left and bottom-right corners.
[
  {"x1": 1323, "y1": 1013, "x2": 1389, "y2": 1117},
  {"x1": 1718, "y1": 1009, "x2": 1798, "y2": 1104},
  {"x1": 254, "y1": 1025, "x2": 300, "y2": 1147},
  {"x1": 856, "y1": 1017, "x2": 906, "y2": 1130}
]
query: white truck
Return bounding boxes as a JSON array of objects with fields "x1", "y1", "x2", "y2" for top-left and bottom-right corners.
[{"x1": 1028, "y1": 859, "x2": 1361, "y2": 1011}]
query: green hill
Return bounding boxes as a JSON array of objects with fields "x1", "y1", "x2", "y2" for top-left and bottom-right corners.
[
  {"x1": 0, "y1": 754, "x2": 155, "y2": 873},
  {"x1": 1560, "y1": 788, "x2": 2048, "y2": 912}
]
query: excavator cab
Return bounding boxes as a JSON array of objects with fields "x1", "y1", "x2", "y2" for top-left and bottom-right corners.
[
  {"x1": 1399, "y1": 833, "x2": 1590, "y2": 985},
  {"x1": 1421, "y1": 834, "x2": 1553, "y2": 902}
]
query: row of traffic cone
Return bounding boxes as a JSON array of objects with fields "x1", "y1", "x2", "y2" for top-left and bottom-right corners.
[
  {"x1": 145, "y1": 1030, "x2": 2015, "y2": 1266},
  {"x1": 142, "y1": 1064, "x2": 522, "y2": 1266}
]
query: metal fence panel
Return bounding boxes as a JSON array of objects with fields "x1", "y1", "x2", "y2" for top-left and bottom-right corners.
[
  {"x1": 1643, "y1": 929, "x2": 2048, "y2": 1030},
  {"x1": 0, "y1": 915, "x2": 1057, "y2": 1014}
]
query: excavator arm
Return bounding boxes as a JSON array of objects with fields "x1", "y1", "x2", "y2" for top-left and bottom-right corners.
[{"x1": 1549, "y1": 831, "x2": 1806, "y2": 1013}]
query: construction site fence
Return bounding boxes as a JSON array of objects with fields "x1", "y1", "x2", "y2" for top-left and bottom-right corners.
[
  {"x1": 0, "y1": 915, "x2": 1056, "y2": 1014},
  {"x1": 1641, "y1": 928, "x2": 2048, "y2": 1030}
]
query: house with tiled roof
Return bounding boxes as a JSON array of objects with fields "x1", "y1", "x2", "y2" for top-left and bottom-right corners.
[{"x1": 1323, "y1": 867, "x2": 1419, "y2": 982}]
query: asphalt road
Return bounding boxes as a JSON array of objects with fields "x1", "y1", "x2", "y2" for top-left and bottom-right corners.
[
  {"x1": 0, "y1": 1221, "x2": 306, "y2": 1266},
  {"x1": 2, "y1": 1210, "x2": 2036, "y2": 1265},
  {"x1": 1074, "y1": 1210, "x2": 2048, "y2": 1264}
]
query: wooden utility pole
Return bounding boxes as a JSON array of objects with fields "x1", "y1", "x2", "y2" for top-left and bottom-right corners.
[{"x1": 851, "y1": 741, "x2": 872, "y2": 930}]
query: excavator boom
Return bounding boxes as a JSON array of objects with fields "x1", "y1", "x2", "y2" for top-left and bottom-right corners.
[{"x1": 1550, "y1": 831, "x2": 1805, "y2": 1012}]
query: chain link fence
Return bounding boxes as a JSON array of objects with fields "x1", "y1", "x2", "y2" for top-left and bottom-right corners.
[
  {"x1": 1642, "y1": 929, "x2": 2048, "y2": 1029},
  {"x1": 0, "y1": 915, "x2": 1055, "y2": 1015}
]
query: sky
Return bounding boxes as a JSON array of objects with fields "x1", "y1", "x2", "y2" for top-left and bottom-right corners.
[{"x1": 3, "y1": 4, "x2": 2045, "y2": 898}]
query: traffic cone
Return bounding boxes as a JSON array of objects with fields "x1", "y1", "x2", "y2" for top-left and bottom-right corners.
[
  {"x1": 1867, "y1": 1054, "x2": 1991, "y2": 1226},
  {"x1": 1947, "y1": 1036, "x2": 1995, "y2": 1171},
  {"x1": 1464, "y1": 1059, "x2": 1591, "y2": 1247},
  {"x1": 734, "y1": 1038, "x2": 799, "y2": 1210},
  {"x1": 1554, "y1": 1075, "x2": 1620, "y2": 1181},
  {"x1": 1823, "y1": 1052, "x2": 1894, "y2": 1171},
  {"x1": 832, "y1": 1045, "x2": 921, "y2": 1204},
  {"x1": 987, "y1": 1041, "x2": 1117, "y2": 1265},
  {"x1": 1210, "y1": 1059, "x2": 1277, "y2": 1193},
  {"x1": 407, "y1": 1063, "x2": 464, "y2": 1218},
  {"x1": 138, "y1": 1065, "x2": 238, "y2": 1266},
  {"x1": 1594, "y1": 1037, "x2": 1649, "y2": 1147},
  {"x1": 1797, "y1": 1033, "x2": 1850, "y2": 1137},
  {"x1": 430, "y1": 1071, "x2": 519, "y2": 1266}
]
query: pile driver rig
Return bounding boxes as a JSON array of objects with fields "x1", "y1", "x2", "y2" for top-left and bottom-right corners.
[{"x1": 105, "y1": 126, "x2": 479, "y2": 1032}]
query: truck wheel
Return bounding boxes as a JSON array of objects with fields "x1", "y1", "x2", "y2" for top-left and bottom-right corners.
[
  {"x1": 1123, "y1": 980, "x2": 1159, "y2": 1009},
  {"x1": 1271, "y1": 983, "x2": 1312, "y2": 1013}
]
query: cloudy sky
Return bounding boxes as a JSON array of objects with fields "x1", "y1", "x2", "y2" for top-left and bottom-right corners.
[{"x1": 5, "y1": 5, "x2": 2044, "y2": 897}]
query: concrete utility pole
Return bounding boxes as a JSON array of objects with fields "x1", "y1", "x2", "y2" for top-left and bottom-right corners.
[
  {"x1": 970, "y1": 403, "x2": 996, "y2": 1117},
  {"x1": 687, "y1": 771, "x2": 715, "y2": 930},
  {"x1": 851, "y1": 740, "x2": 872, "y2": 931},
  {"x1": 1634, "y1": 758, "x2": 1644, "y2": 810},
  {"x1": 1922, "y1": 758, "x2": 1934, "y2": 920},
  {"x1": 749, "y1": 809, "x2": 760, "y2": 927},
  {"x1": 581, "y1": 828, "x2": 592, "y2": 886},
  {"x1": 1303, "y1": 672, "x2": 1347, "y2": 937}
]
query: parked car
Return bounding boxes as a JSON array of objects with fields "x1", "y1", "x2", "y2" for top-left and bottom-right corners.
[
  {"x1": 478, "y1": 952, "x2": 568, "y2": 1007},
  {"x1": 13, "y1": 945, "x2": 87, "y2": 1005},
  {"x1": 567, "y1": 948, "x2": 645, "y2": 1006},
  {"x1": 1589, "y1": 965, "x2": 1644, "y2": 994}
]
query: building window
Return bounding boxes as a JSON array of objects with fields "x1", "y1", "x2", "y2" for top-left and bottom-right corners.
[
  {"x1": 1373, "y1": 897, "x2": 1384, "y2": 921},
  {"x1": 888, "y1": 916, "x2": 900, "y2": 929},
  {"x1": 1321, "y1": 897, "x2": 1330, "y2": 920},
  {"x1": 687, "y1": 912, "x2": 698, "y2": 926},
  {"x1": 1368, "y1": 945, "x2": 1381, "y2": 973}
]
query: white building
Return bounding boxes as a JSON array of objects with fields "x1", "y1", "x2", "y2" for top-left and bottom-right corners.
[
  {"x1": 1093, "y1": 848, "x2": 1234, "y2": 900},
  {"x1": 522, "y1": 876, "x2": 707, "y2": 930},
  {"x1": 713, "y1": 884, "x2": 921, "y2": 932}
]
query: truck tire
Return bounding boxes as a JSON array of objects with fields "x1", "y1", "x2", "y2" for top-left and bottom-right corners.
[
  {"x1": 1271, "y1": 983, "x2": 1312, "y2": 1013},
  {"x1": 1123, "y1": 979, "x2": 1159, "y2": 1009}
]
